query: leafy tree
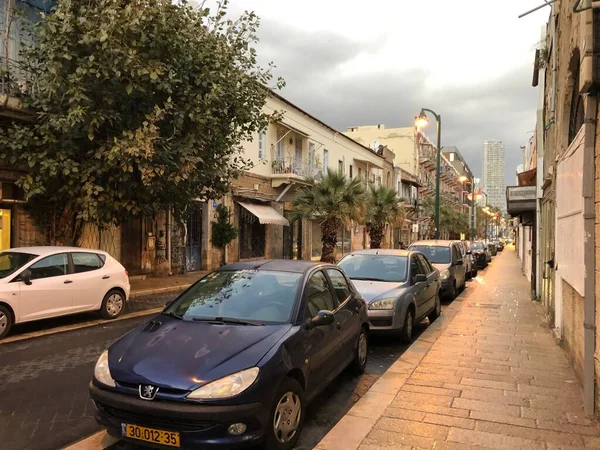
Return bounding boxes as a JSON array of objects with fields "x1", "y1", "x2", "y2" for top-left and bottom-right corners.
[
  {"x1": 365, "y1": 185, "x2": 405, "y2": 249},
  {"x1": 0, "y1": 0, "x2": 283, "y2": 244},
  {"x1": 291, "y1": 169, "x2": 365, "y2": 263},
  {"x1": 211, "y1": 204, "x2": 237, "y2": 265}
]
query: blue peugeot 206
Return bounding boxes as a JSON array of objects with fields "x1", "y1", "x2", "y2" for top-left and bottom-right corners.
[{"x1": 89, "y1": 260, "x2": 369, "y2": 449}]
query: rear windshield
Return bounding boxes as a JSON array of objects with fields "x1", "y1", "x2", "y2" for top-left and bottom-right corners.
[
  {"x1": 409, "y1": 246, "x2": 451, "y2": 264},
  {"x1": 472, "y1": 242, "x2": 485, "y2": 250},
  {"x1": 338, "y1": 254, "x2": 408, "y2": 283}
]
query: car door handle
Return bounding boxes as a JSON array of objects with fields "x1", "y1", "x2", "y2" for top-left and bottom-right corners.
[
  {"x1": 102, "y1": 275, "x2": 110, "y2": 279},
  {"x1": 64, "y1": 280, "x2": 73, "y2": 284}
]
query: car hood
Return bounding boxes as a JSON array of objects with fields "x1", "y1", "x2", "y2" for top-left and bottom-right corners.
[
  {"x1": 108, "y1": 315, "x2": 292, "y2": 391},
  {"x1": 351, "y1": 280, "x2": 407, "y2": 302},
  {"x1": 432, "y1": 263, "x2": 451, "y2": 271}
]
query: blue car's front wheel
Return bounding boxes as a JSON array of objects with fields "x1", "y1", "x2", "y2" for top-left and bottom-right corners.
[{"x1": 266, "y1": 377, "x2": 305, "y2": 450}]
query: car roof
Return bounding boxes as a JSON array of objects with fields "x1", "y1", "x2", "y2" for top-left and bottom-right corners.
[
  {"x1": 218, "y1": 259, "x2": 335, "y2": 274},
  {"x1": 343, "y1": 249, "x2": 411, "y2": 257},
  {"x1": 4, "y1": 246, "x2": 109, "y2": 257},
  {"x1": 410, "y1": 240, "x2": 455, "y2": 247}
]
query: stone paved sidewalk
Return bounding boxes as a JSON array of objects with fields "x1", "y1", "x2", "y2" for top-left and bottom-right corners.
[{"x1": 317, "y1": 248, "x2": 600, "y2": 449}]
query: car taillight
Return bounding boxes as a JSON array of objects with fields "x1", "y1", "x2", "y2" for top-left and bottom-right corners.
[{"x1": 125, "y1": 270, "x2": 129, "y2": 278}]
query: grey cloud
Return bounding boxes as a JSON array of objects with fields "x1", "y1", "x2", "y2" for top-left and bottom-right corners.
[{"x1": 249, "y1": 11, "x2": 537, "y2": 188}]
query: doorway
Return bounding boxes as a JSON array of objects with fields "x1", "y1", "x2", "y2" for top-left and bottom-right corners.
[
  {"x1": 185, "y1": 203, "x2": 203, "y2": 272},
  {"x1": 121, "y1": 218, "x2": 142, "y2": 274}
]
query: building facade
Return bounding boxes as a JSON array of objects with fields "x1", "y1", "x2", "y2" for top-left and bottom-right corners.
[
  {"x1": 482, "y1": 140, "x2": 506, "y2": 213},
  {"x1": 510, "y1": 0, "x2": 600, "y2": 416}
]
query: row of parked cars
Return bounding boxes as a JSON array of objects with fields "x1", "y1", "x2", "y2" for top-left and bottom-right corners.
[{"x1": 88, "y1": 239, "x2": 500, "y2": 450}]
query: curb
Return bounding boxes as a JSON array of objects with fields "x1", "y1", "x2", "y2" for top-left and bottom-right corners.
[
  {"x1": 129, "y1": 283, "x2": 193, "y2": 299},
  {"x1": 0, "y1": 307, "x2": 162, "y2": 345},
  {"x1": 315, "y1": 276, "x2": 484, "y2": 450},
  {"x1": 62, "y1": 431, "x2": 118, "y2": 450},
  {"x1": 1, "y1": 284, "x2": 193, "y2": 345}
]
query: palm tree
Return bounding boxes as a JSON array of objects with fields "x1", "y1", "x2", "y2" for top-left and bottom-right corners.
[
  {"x1": 291, "y1": 169, "x2": 365, "y2": 263},
  {"x1": 365, "y1": 185, "x2": 405, "y2": 249}
]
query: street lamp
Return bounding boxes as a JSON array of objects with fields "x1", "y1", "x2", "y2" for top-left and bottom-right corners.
[
  {"x1": 458, "y1": 175, "x2": 475, "y2": 241},
  {"x1": 415, "y1": 108, "x2": 442, "y2": 239}
]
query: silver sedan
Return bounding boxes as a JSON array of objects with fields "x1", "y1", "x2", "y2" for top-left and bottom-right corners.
[{"x1": 338, "y1": 249, "x2": 441, "y2": 343}]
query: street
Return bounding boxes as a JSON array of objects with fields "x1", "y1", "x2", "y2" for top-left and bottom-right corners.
[{"x1": 0, "y1": 272, "x2": 479, "y2": 450}]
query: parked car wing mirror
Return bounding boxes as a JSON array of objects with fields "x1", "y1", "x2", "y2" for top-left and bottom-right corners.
[
  {"x1": 21, "y1": 269, "x2": 32, "y2": 285},
  {"x1": 466, "y1": 250, "x2": 472, "y2": 254},
  {"x1": 414, "y1": 274, "x2": 427, "y2": 283},
  {"x1": 456, "y1": 259, "x2": 463, "y2": 266},
  {"x1": 308, "y1": 310, "x2": 334, "y2": 329}
]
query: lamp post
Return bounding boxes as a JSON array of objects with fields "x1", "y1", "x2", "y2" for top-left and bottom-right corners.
[
  {"x1": 458, "y1": 175, "x2": 475, "y2": 241},
  {"x1": 415, "y1": 108, "x2": 441, "y2": 239}
]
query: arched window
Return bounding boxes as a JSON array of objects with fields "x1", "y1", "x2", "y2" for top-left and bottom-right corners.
[{"x1": 568, "y1": 50, "x2": 585, "y2": 145}]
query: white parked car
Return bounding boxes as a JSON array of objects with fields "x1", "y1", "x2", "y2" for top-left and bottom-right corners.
[{"x1": 0, "y1": 247, "x2": 130, "y2": 339}]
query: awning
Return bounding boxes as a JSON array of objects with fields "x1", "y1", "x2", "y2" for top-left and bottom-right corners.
[
  {"x1": 238, "y1": 202, "x2": 289, "y2": 226},
  {"x1": 279, "y1": 121, "x2": 310, "y2": 138},
  {"x1": 353, "y1": 157, "x2": 384, "y2": 169}
]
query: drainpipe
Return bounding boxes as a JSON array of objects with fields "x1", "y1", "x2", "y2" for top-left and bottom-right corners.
[{"x1": 582, "y1": 93, "x2": 597, "y2": 415}]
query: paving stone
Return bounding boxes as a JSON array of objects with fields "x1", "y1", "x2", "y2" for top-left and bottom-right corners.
[
  {"x1": 360, "y1": 429, "x2": 436, "y2": 449},
  {"x1": 389, "y1": 400, "x2": 470, "y2": 418},
  {"x1": 460, "y1": 377, "x2": 517, "y2": 391},
  {"x1": 452, "y1": 398, "x2": 521, "y2": 417},
  {"x1": 374, "y1": 416, "x2": 449, "y2": 440},
  {"x1": 469, "y1": 410, "x2": 536, "y2": 428},
  {"x1": 400, "y1": 383, "x2": 461, "y2": 398},
  {"x1": 475, "y1": 421, "x2": 586, "y2": 446},
  {"x1": 382, "y1": 407, "x2": 426, "y2": 422},
  {"x1": 394, "y1": 391, "x2": 454, "y2": 407},
  {"x1": 423, "y1": 412, "x2": 475, "y2": 429},
  {"x1": 447, "y1": 427, "x2": 546, "y2": 450}
]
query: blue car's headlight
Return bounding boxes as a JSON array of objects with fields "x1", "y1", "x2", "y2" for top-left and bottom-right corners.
[
  {"x1": 369, "y1": 298, "x2": 396, "y2": 310},
  {"x1": 187, "y1": 367, "x2": 260, "y2": 400},
  {"x1": 94, "y1": 350, "x2": 116, "y2": 387}
]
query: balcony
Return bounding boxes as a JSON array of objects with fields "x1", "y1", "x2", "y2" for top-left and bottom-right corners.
[
  {"x1": 271, "y1": 156, "x2": 322, "y2": 187},
  {"x1": 419, "y1": 145, "x2": 437, "y2": 171},
  {"x1": 0, "y1": 57, "x2": 36, "y2": 121}
]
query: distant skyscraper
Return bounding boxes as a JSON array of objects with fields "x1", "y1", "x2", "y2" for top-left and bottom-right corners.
[{"x1": 482, "y1": 140, "x2": 506, "y2": 213}]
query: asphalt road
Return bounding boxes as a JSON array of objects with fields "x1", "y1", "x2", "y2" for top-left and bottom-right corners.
[{"x1": 0, "y1": 276, "x2": 479, "y2": 450}]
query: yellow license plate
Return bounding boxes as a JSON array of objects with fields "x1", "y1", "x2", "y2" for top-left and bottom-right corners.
[{"x1": 122, "y1": 423, "x2": 180, "y2": 447}]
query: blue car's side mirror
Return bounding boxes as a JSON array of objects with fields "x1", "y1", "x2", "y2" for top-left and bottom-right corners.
[{"x1": 307, "y1": 310, "x2": 334, "y2": 329}]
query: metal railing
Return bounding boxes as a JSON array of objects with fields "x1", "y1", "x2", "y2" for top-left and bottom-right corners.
[
  {"x1": 0, "y1": 56, "x2": 36, "y2": 98},
  {"x1": 272, "y1": 156, "x2": 322, "y2": 178}
]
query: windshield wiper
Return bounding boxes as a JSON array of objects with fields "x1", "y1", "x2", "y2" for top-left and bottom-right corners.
[
  {"x1": 351, "y1": 276, "x2": 388, "y2": 282},
  {"x1": 162, "y1": 311, "x2": 184, "y2": 320},
  {"x1": 192, "y1": 316, "x2": 264, "y2": 326}
]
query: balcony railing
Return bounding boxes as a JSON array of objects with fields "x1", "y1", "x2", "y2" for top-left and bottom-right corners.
[
  {"x1": 0, "y1": 57, "x2": 37, "y2": 99},
  {"x1": 272, "y1": 156, "x2": 322, "y2": 178}
]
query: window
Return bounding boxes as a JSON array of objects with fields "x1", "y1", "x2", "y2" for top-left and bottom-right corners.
[
  {"x1": 29, "y1": 253, "x2": 68, "y2": 280},
  {"x1": 166, "y1": 270, "x2": 302, "y2": 324},
  {"x1": 323, "y1": 149, "x2": 329, "y2": 173},
  {"x1": 338, "y1": 160, "x2": 344, "y2": 174},
  {"x1": 338, "y1": 254, "x2": 408, "y2": 283},
  {"x1": 349, "y1": 165, "x2": 353, "y2": 179},
  {"x1": 397, "y1": 181, "x2": 402, "y2": 194},
  {"x1": 305, "y1": 271, "x2": 335, "y2": 318},
  {"x1": 358, "y1": 167, "x2": 363, "y2": 180},
  {"x1": 416, "y1": 254, "x2": 433, "y2": 275},
  {"x1": 258, "y1": 130, "x2": 266, "y2": 160},
  {"x1": 449, "y1": 153, "x2": 455, "y2": 162},
  {"x1": 72, "y1": 252, "x2": 103, "y2": 273},
  {"x1": 0, "y1": 252, "x2": 38, "y2": 280},
  {"x1": 452, "y1": 245, "x2": 461, "y2": 263},
  {"x1": 409, "y1": 245, "x2": 451, "y2": 264},
  {"x1": 410, "y1": 256, "x2": 424, "y2": 283},
  {"x1": 326, "y1": 269, "x2": 351, "y2": 303},
  {"x1": 308, "y1": 142, "x2": 316, "y2": 164},
  {"x1": 277, "y1": 129, "x2": 285, "y2": 160}
]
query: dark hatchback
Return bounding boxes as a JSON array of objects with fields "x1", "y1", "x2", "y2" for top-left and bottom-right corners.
[{"x1": 89, "y1": 260, "x2": 369, "y2": 450}]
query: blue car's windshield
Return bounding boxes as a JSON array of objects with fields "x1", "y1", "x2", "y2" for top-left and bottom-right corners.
[
  {"x1": 338, "y1": 254, "x2": 408, "y2": 283},
  {"x1": 165, "y1": 270, "x2": 302, "y2": 324},
  {"x1": 409, "y1": 246, "x2": 451, "y2": 264}
]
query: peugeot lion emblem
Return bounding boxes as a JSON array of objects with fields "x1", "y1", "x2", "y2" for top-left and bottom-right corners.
[{"x1": 139, "y1": 384, "x2": 159, "y2": 400}]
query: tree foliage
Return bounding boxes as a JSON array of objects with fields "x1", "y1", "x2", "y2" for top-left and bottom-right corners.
[
  {"x1": 420, "y1": 196, "x2": 469, "y2": 238},
  {"x1": 0, "y1": 0, "x2": 283, "y2": 244},
  {"x1": 211, "y1": 204, "x2": 237, "y2": 265},
  {"x1": 365, "y1": 185, "x2": 405, "y2": 249},
  {"x1": 291, "y1": 169, "x2": 365, "y2": 263}
]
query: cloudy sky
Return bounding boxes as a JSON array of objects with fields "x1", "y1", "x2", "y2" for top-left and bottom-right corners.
[{"x1": 205, "y1": 0, "x2": 549, "y2": 187}]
